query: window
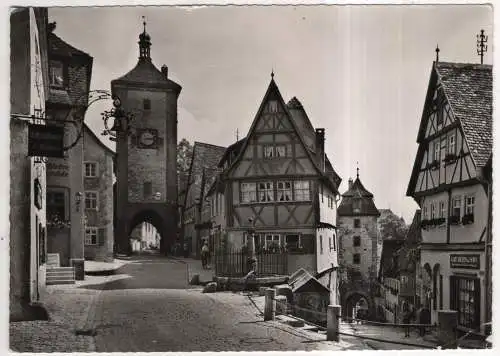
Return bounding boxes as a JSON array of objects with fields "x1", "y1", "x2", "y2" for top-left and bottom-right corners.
[
  {"x1": 434, "y1": 140, "x2": 440, "y2": 162},
  {"x1": 440, "y1": 138, "x2": 447, "y2": 158},
  {"x1": 85, "y1": 191, "x2": 98, "y2": 210},
  {"x1": 286, "y1": 234, "x2": 300, "y2": 250},
  {"x1": 277, "y1": 181, "x2": 292, "y2": 201},
  {"x1": 465, "y1": 195, "x2": 475, "y2": 215},
  {"x1": 275, "y1": 145, "x2": 286, "y2": 157},
  {"x1": 258, "y1": 182, "x2": 274, "y2": 202},
  {"x1": 84, "y1": 162, "x2": 97, "y2": 178},
  {"x1": 294, "y1": 180, "x2": 310, "y2": 201},
  {"x1": 263, "y1": 145, "x2": 286, "y2": 159},
  {"x1": 450, "y1": 276, "x2": 480, "y2": 330},
  {"x1": 264, "y1": 146, "x2": 274, "y2": 158},
  {"x1": 241, "y1": 183, "x2": 257, "y2": 203},
  {"x1": 143, "y1": 98, "x2": 151, "y2": 110},
  {"x1": 423, "y1": 205, "x2": 428, "y2": 220},
  {"x1": 319, "y1": 235, "x2": 323, "y2": 254},
  {"x1": 353, "y1": 253, "x2": 361, "y2": 264},
  {"x1": 85, "y1": 227, "x2": 98, "y2": 245},
  {"x1": 269, "y1": 100, "x2": 278, "y2": 113},
  {"x1": 143, "y1": 182, "x2": 152, "y2": 199},
  {"x1": 430, "y1": 202, "x2": 436, "y2": 219},
  {"x1": 353, "y1": 235, "x2": 361, "y2": 247},
  {"x1": 49, "y1": 60, "x2": 64, "y2": 87},
  {"x1": 332, "y1": 233, "x2": 336, "y2": 251},
  {"x1": 353, "y1": 199, "x2": 361, "y2": 213},
  {"x1": 448, "y1": 133, "x2": 456, "y2": 155},
  {"x1": 452, "y1": 196, "x2": 462, "y2": 217},
  {"x1": 354, "y1": 219, "x2": 361, "y2": 228},
  {"x1": 439, "y1": 201, "x2": 446, "y2": 218},
  {"x1": 47, "y1": 191, "x2": 66, "y2": 221},
  {"x1": 265, "y1": 234, "x2": 280, "y2": 249}
]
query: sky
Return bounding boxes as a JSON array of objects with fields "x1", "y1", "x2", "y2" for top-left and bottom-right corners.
[{"x1": 47, "y1": 4, "x2": 493, "y2": 224}]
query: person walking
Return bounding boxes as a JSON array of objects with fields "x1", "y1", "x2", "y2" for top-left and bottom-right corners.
[
  {"x1": 201, "y1": 241, "x2": 209, "y2": 269},
  {"x1": 402, "y1": 304, "x2": 414, "y2": 338}
]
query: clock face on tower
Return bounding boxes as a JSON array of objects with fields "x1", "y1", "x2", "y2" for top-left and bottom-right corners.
[{"x1": 136, "y1": 128, "x2": 158, "y2": 149}]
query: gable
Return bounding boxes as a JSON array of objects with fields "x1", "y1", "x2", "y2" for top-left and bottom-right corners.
[{"x1": 227, "y1": 78, "x2": 325, "y2": 180}]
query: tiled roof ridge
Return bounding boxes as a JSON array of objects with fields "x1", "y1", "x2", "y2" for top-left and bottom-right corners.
[
  {"x1": 436, "y1": 61, "x2": 492, "y2": 69},
  {"x1": 49, "y1": 32, "x2": 91, "y2": 57},
  {"x1": 193, "y1": 141, "x2": 226, "y2": 150}
]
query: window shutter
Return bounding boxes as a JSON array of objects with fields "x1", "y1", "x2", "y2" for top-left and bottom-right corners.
[{"x1": 98, "y1": 227, "x2": 106, "y2": 246}]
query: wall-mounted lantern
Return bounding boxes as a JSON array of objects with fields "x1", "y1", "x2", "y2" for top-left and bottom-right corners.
[{"x1": 75, "y1": 191, "x2": 82, "y2": 212}]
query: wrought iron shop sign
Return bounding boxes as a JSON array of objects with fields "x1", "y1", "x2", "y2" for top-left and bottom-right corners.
[
  {"x1": 450, "y1": 254, "x2": 480, "y2": 269},
  {"x1": 28, "y1": 124, "x2": 64, "y2": 158}
]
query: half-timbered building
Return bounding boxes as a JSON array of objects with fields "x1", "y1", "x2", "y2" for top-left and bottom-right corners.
[
  {"x1": 406, "y1": 61, "x2": 492, "y2": 335},
  {"x1": 208, "y1": 75, "x2": 342, "y2": 300}
]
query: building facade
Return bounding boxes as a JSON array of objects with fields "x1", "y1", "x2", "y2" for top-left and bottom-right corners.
[
  {"x1": 45, "y1": 26, "x2": 93, "y2": 279},
  {"x1": 182, "y1": 142, "x2": 226, "y2": 257},
  {"x1": 10, "y1": 7, "x2": 49, "y2": 320},
  {"x1": 113, "y1": 23, "x2": 181, "y2": 255},
  {"x1": 406, "y1": 61, "x2": 492, "y2": 335},
  {"x1": 207, "y1": 76, "x2": 342, "y2": 299},
  {"x1": 83, "y1": 124, "x2": 115, "y2": 262},
  {"x1": 337, "y1": 174, "x2": 381, "y2": 319}
]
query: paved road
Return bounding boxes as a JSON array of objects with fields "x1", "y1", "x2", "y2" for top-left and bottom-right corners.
[{"x1": 79, "y1": 254, "x2": 340, "y2": 352}]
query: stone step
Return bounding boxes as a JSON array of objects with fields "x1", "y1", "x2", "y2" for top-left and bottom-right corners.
[
  {"x1": 47, "y1": 253, "x2": 60, "y2": 267},
  {"x1": 46, "y1": 279, "x2": 75, "y2": 285},
  {"x1": 47, "y1": 267, "x2": 74, "y2": 272}
]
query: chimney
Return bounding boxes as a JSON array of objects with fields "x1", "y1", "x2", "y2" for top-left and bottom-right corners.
[
  {"x1": 161, "y1": 65, "x2": 168, "y2": 79},
  {"x1": 315, "y1": 128, "x2": 325, "y2": 171},
  {"x1": 348, "y1": 177, "x2": 353, "y2": 190}
]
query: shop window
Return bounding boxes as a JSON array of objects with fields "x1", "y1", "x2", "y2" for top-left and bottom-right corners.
[{"x1": 450, "y1": 276, "x2": 480, "y2": 330}]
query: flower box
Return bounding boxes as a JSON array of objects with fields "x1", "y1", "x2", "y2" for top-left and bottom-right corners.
[
  {"x1": 462, "y1": 214, "x2": 474, "y2": 225},
  {"x1": 449, "y1": 215, "x2": 461, "y2": 225}
]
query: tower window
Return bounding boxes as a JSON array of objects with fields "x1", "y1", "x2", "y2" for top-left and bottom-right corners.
[
  {"x1": 144, "y1": 182, "x2": 152, "y2": 198},
  {"x1": 353, "y1": 235, "x2": 361, "y2": 247},
  {"x1": 143, "y1": 98, "x2": 151, "y2": 111},
  {"x1": 354, "y1": 219, "x2": 361, "y2": 228},
  {"x1": 353, "y1": 253, "x2": 361, "y2": 264},
  {"x1": 49, "y1": 60, "x2": 64, "y2": 87}
]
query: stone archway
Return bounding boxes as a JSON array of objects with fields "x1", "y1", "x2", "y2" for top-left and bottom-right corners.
[
  {"x1": 115, "y1": 203, "x2": 177, "y2": 256},
  {"x1": 342, "y1": 291, "x2": 373, "y2": 320},
  {"x1": 128, "y1": 210, "x2": 165, "y2": 254}
]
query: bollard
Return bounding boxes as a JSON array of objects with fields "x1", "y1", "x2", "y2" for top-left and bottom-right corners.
[
  {"x1": 264, "y1": 288, "x2": 276, "y2": 321},
  {"x1": 327, "y1": 305, "x2": 341, "y2": 342},
  {"x1": 275, "y1": 295, "x2": 288, "y2": 315},
  {"x1": 438, "y1": 310, "x2": 458, "y2": 349}
]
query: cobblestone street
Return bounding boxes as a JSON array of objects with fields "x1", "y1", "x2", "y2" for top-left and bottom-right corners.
[{"x1": 10, "y1": 254, "x2": 364, "y2": 352}]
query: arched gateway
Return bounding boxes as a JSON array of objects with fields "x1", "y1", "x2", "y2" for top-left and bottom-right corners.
[{"x1": 112, "y1": 21, "x2": 182, "y2": 255}]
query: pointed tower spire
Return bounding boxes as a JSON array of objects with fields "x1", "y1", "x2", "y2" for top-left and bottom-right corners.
[
  {"x1": 271, "y1": 69, "x2": 274, "y2": 79},
  {"x1": 435, "y1": 44, "x2": 440, "y2": 63},
  {"x1": 356, "y1": 161, "x2": 359, "y2": 179},
  {"x1": 138, "y1": 16, "x2": 152, "y2": 61}
]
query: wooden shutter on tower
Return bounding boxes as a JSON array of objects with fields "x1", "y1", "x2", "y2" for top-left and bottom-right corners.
[{"x1": 98, "y1": 227, "x2": 106, "y2": 246}]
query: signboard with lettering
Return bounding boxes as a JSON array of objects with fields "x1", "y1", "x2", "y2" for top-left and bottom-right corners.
[
  {"x1": 450, "y1": 254, "x2": 480, "y2": 269},
  {"x1": 28, "y1": 124, "x2": 64, "y2": 158}
]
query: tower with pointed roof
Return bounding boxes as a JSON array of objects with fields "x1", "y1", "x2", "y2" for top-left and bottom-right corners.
[
  {"x1": 112, "y1": 20, "x2": 182, "y2": 256},
  {"x1": 337, "y1": 168, "x2": 381, "y2": 319}
]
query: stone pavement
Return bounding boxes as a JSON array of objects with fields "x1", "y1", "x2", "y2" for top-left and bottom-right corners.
[{"x1": 9, "y1": 274, "x2": 114, "y2": 352}]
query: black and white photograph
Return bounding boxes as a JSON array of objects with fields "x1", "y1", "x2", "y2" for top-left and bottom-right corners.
[{"x1": 4, "y1": 1, "x2": 495, "y2": 353}]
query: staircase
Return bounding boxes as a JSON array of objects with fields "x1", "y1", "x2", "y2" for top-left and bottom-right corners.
[{"x1": 46, "y1": 253, "x2": 75, "y2": 285}]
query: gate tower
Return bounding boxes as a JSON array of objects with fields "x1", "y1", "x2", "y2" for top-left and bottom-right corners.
[{"x1": 112, "y1": 21, "x2": 181, "y2": 255}]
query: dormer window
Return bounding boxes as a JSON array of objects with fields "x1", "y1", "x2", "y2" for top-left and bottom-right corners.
[
  {"x1": 49, "y1": 60, "x2": 64, "y2": 88},
  {"x1": 143, "y1": 98, "x2": 151, "y2": 111}
]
